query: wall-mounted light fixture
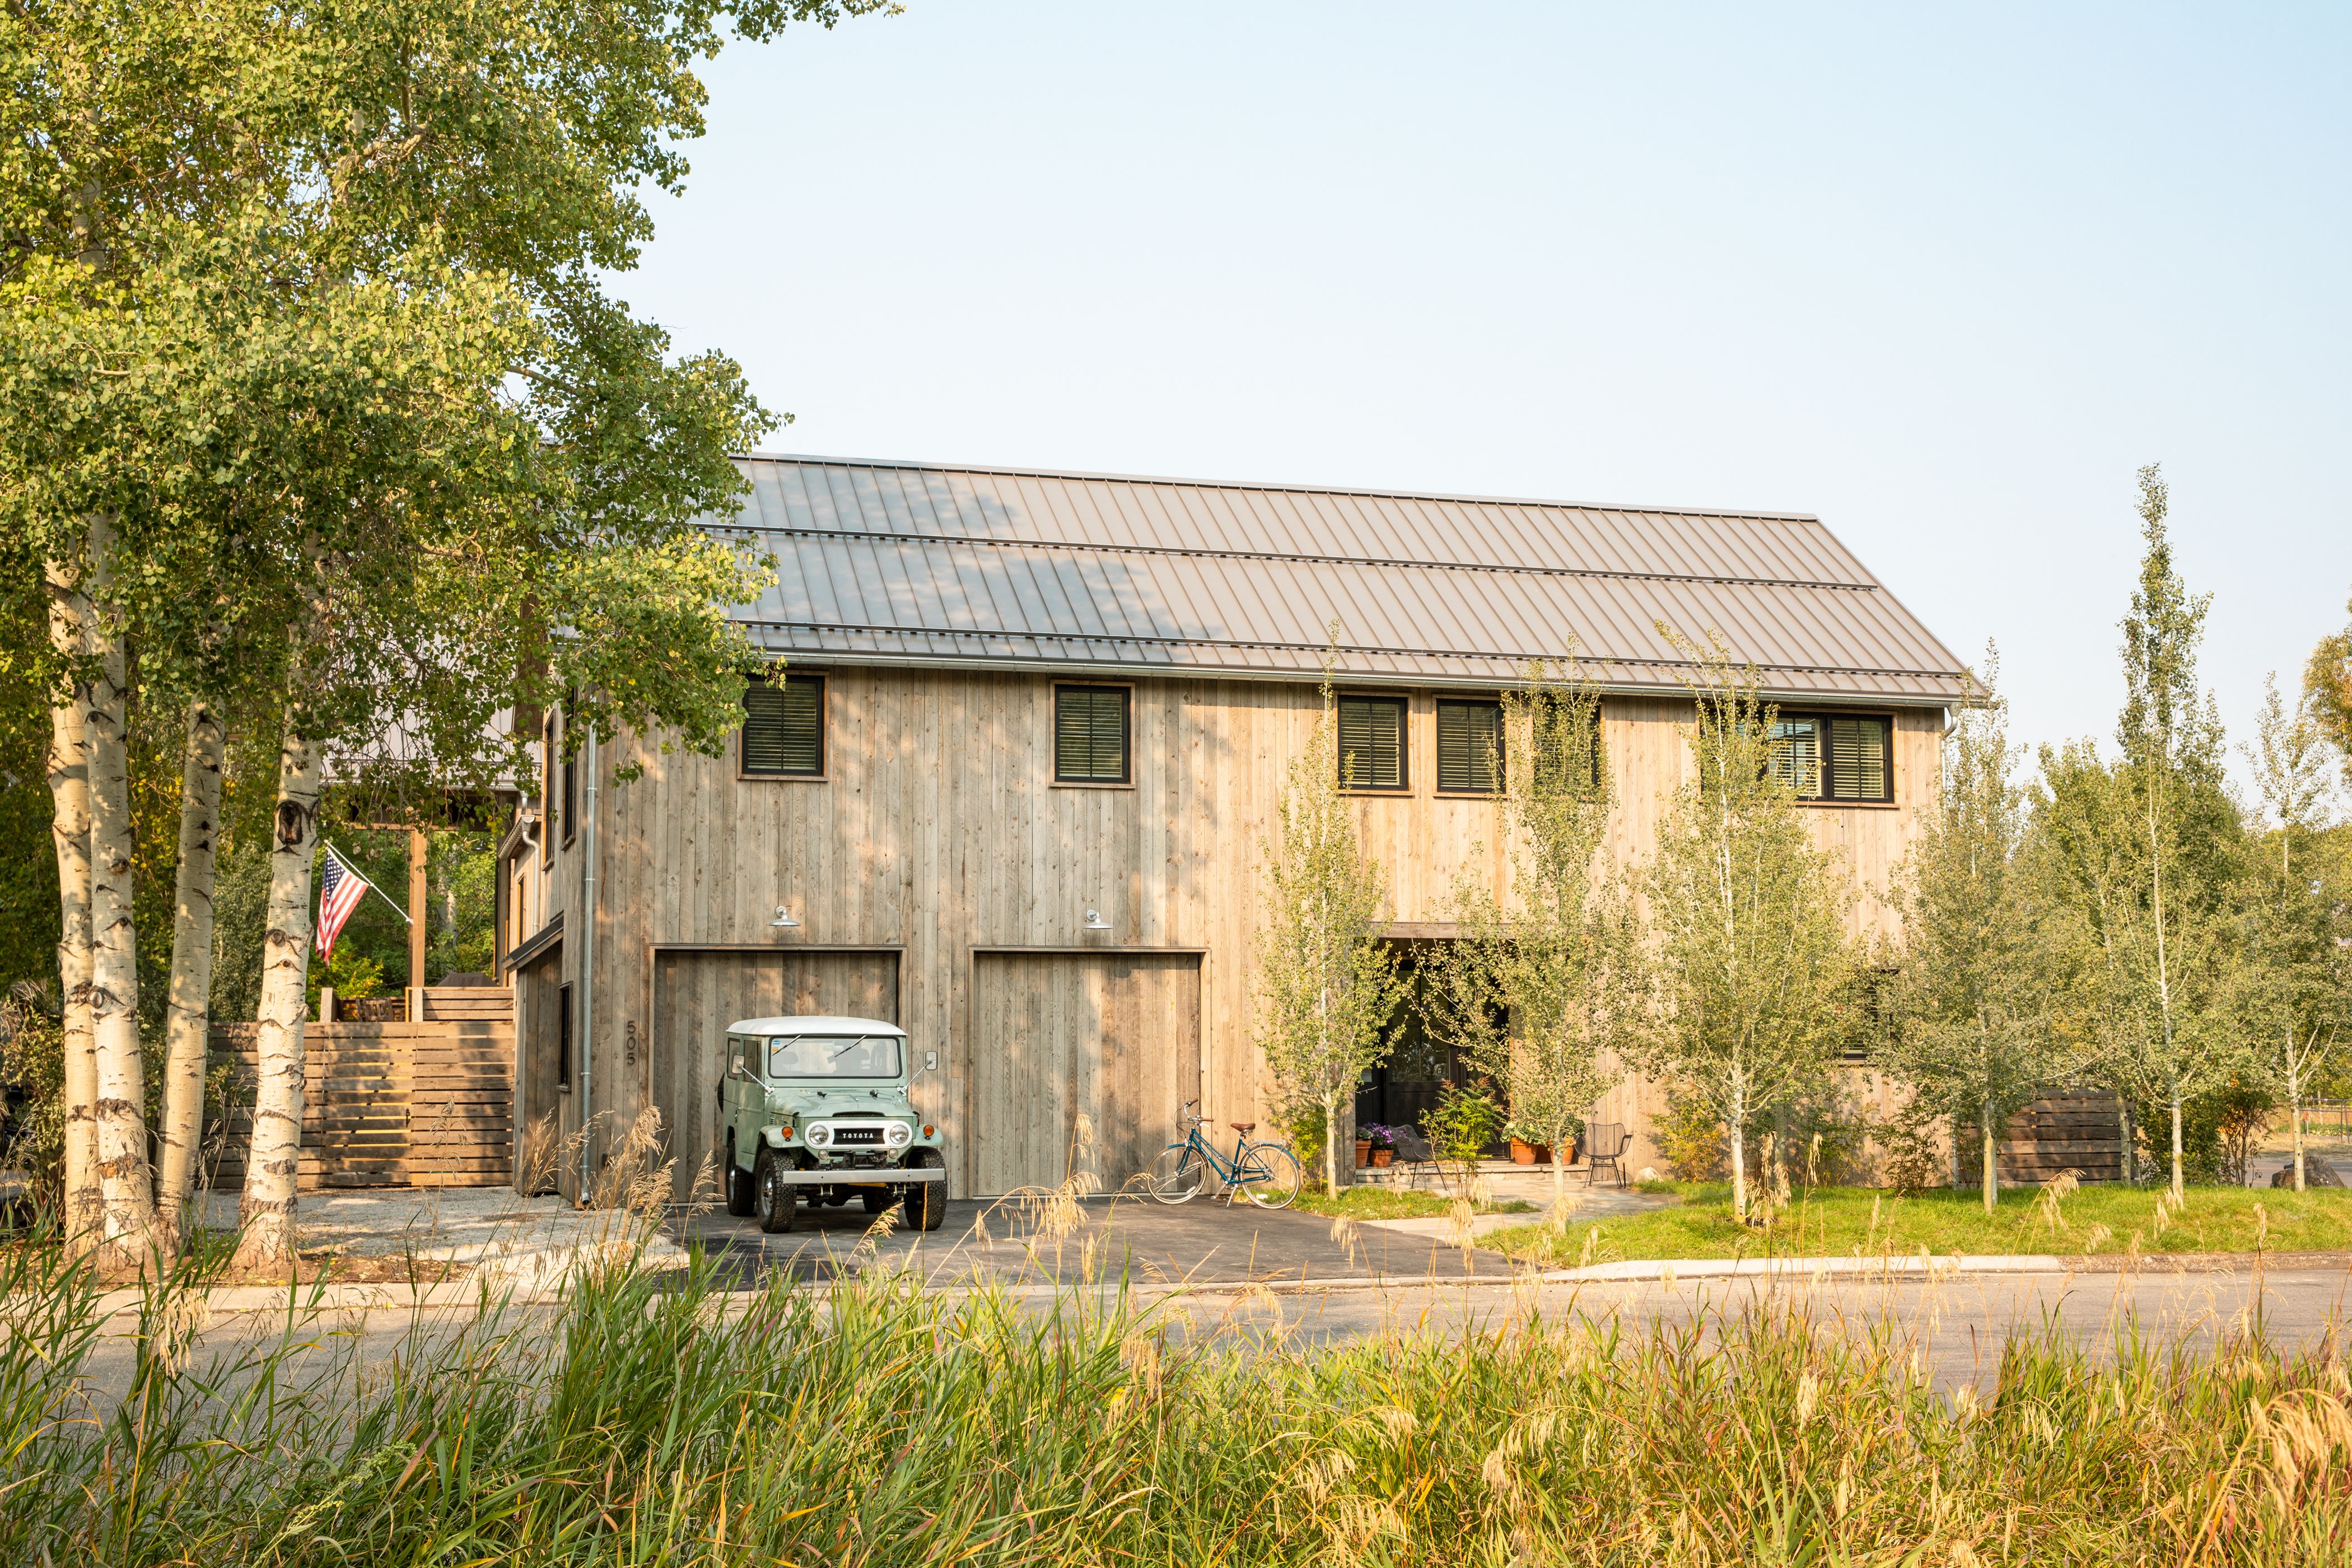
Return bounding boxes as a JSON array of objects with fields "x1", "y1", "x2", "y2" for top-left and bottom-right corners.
[
  {"x1": 1083, "y1": 908, "x2": 1111, "y2": 931},
  {"x1": 771, "y1": 904, "x2": 801, "y2": 928}
]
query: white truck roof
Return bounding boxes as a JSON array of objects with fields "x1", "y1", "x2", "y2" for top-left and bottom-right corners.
[{"x1": 726, "y1": 1015, "x2": 905, "y2": 1037}]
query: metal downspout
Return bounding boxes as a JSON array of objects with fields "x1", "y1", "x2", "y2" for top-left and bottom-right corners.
[{"x1": 578, "y1": 729, "x2": 599, "y2": 1202}]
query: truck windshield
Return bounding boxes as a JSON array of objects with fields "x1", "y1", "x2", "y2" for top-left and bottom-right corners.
[{"x1": 766, "y1": 1035, "x2": 902, "y2": 1079}]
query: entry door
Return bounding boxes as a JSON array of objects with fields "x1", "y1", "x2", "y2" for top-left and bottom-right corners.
[
  {"x1": 969, "y1": 952, "x2": 1202, "y2": 1197},
  {"x1": 651, "y1": 950, "x2": 899, "y2": 1201}
]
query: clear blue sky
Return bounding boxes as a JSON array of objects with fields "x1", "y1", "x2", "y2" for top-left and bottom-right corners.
[{"x1": 623, "y1": 2, "x2": 2352, "y2": 795}]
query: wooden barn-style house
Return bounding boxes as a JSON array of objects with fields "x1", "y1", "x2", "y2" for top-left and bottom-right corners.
[{"x1": 493, "y1": 456, "x2": 1970, "y2": 1200}]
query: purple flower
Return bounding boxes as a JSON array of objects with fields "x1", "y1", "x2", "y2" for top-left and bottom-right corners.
[{"x1": 1360, "y1": 1123, "x2": 1398, "y2": 1146}]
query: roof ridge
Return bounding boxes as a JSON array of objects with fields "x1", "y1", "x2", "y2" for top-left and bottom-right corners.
[
  {"x1": 723, "y1": 522, "x2": 1879, "y2": 593},
  {"x1": 735, "y1": 451, "x2": 1823, "y2": 525}
]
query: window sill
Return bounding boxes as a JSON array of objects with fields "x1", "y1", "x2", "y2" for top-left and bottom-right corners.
[
  {"x1": 1340, "y1": 787, "x2": 1412, "y2": 797},
  {"x1": 739, "y1": 772, "x2": 828, "y2": 783},
  {"x1": 1798, "y1": 798, "x2": 1900, "y2": 810},
  {"x1": 1051, "y1": 779, "x2": 1135, "y2": 790},
  {"x1": 1431, "y1": 789, "x2": 1501, "y2": 800}
]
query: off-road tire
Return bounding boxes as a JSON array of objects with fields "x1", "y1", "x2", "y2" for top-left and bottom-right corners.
[
  {"x1": 755, "y1": 1149, "x2": 797, "y2": 1234},
  {"x1": 725, "y1": 1133, "x2": 755, "y2": 1217},
  {"x1": 905, "y1": 1149, "x2": 947, "y2": 1231}
]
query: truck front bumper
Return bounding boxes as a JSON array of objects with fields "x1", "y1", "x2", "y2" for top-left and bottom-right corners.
[{"x1": 770, "y1": 1168, "x2": 945, "y2": 1185}]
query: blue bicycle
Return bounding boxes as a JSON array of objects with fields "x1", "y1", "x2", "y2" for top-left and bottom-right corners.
[{"x1": 1144, "y1": 1100, "x2": 1303, "y2": 1208}]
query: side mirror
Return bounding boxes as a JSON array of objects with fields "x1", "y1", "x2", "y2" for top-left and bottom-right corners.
[
  {"x1": 731, "y1": 1053, "x2": 746, "y2": 1077},
  {"x1": 925, "y1": 1051, "x2": 939, "y2": 1072}
]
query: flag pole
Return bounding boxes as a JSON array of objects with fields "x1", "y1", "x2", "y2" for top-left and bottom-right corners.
[{"x1": 319, "y1": 840, "x2": 414, "y2": 925}]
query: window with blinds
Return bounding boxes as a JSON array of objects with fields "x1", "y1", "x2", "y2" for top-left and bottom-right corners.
[
  {"x1": 742, "y1": 674, "x2": 825, "y2": 777},
  {"x1": 1337, "y1": 696, "x2": 1407, "y2": 790},
  {"x1": 1768, "y1": 712, "x2": 1892, "y2": 802},
  {"x1": 1436, "y1": 699, "x2": 1503, "y2": 793},
  {"x1": 1054, "y1": 685, "x2": 1130, "y2": 782}
]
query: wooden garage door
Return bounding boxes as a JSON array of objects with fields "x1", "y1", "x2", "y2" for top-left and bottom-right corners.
[
  {"x1": 970, "y1": 953, "x2": 1201, "y2": 1197},
  {"x1": 652, "y1": 949, "x2": 899, "y2": 1201}
]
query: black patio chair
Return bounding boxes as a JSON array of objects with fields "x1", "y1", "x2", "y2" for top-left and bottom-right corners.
[
  {"x1": 1584, "y1": 1122, "x2": 1631, "y2": 1189},
  {"x1": 1392, "y1": 1128, "x2": 1444, "y2": 1191}
]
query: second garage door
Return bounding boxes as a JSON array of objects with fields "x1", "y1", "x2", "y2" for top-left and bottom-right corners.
[{"x1": 970, "y1": 951, "x2": 1202, "y2": 1196}]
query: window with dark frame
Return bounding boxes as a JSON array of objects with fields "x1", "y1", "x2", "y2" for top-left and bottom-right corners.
[
  {"x1": 1053, "y1": 685, "x2": 1131, "y2": 783},
  {"x1": 742, "y1": 673, "x2": 825, "y2": 777},
  {"x1": 1768, "y1": 713, "x2": 1894, "y2": 802},
  {"x1": 1435, "y1": 698, "x2": 1504, "y2": 794},
  {"x1": 558, "y1": 982, "x2": 574, "y2": 1090},
  {"x1": 559, "y1": 711, "x2": 577, "y2": 846},
  {"x1": 539, "y1": 713, "x2": 556, "y2": 865},
  {"x1": 1337, "y1": 695, "x2": 1407, "y2": 790},
  {"x1": 1530, "y1": 698, "x2": 1607, "y2": 797}
]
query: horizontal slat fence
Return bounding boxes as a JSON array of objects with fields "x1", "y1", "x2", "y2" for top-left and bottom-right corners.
[
  {"x1": 1959, "y1": 1089, "x2": 2127, "y2": 1186},
  {"x1": 208, "y1": 1019, "x2": 514, "y2": 1189}
]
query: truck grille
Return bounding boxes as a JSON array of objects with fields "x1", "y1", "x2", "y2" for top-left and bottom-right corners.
[{"x1": 829, "y1": 1126, "x2": 883, "y2": 1146}]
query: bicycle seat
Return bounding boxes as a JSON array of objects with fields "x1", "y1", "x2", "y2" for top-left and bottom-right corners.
[{"x1": 1228, "y1": 1122, "x2": 1257, "y2": 1133}]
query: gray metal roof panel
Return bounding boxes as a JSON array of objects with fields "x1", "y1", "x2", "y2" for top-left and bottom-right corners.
[{"x1": 712, "y1": 456, "x2": 1966, "y2": 703}]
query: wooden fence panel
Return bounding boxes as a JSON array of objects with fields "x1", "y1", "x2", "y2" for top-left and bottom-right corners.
[{"x1": 207, "y1": 1019, "x2": 515, "y2": 1190}]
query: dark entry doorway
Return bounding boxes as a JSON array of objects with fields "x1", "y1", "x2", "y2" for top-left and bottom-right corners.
[{"x1": 1354, "y1": 951, "x2": 1477, "y2": 1138}]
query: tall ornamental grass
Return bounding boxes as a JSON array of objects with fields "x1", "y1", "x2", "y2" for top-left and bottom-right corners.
[{"x1": 6, "y1": 1225, "x2": 2351, "y2": 1566}]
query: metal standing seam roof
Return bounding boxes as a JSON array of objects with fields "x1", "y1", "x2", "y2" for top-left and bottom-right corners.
[{"x1": 706, "y1": 455, "x2": 1968, "y2": 705}]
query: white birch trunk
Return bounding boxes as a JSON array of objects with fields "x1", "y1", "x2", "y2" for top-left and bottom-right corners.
[
  {"x1": 233, "y1": 729, "x2": 324, "y2": 1272},
  {"x1": 83, "y1": 516, "x2": 158, "y2": 1269},
  {"x1": 43, "y1": 560, "x2": 101, "y2": 1255},
  {"x1": 156, "y1": 701, "x2": 225, "y2": 1245},
  {"x1": 1981, "y1": 1099, "x2": 1999, "y2": 1215},
  {"x1": 2169, "y1": 1092, "x2": 2185, "y2": 1200}
]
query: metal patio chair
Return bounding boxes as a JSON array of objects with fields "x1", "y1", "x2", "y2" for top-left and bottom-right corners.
[{"x1": 1584, "y1": 1122, "x2": 1631, "y2": 1189}]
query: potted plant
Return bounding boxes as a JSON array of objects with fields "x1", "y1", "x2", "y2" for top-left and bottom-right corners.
[
  {"x1": 1361, "y1": 1123, "x2": 1398, "y2": 1168},
  {"x1": 1503, "y1": 1119, "x2": 1551, "y2": 1166}
]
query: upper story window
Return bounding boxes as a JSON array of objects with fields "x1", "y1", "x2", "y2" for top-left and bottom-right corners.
[
  {"x1": 1054, "y1": 684, "x2": 1130, "y2": 783},
  {"x1": 1337, "y1": 695, "x2": 1407, "y2": 791},
  {"x1": 559, "y1": 708, "x2": 577, "y2": 847},
  {"x1": 1769, "y1": 712, "x2": 1893, "y2": 803},
  {"x1": 1435, "y1": 698, "x2": 1502, "y2": 794},
  {"x1": 743, "y1": 672, "x2": 825, "y2": 777}
]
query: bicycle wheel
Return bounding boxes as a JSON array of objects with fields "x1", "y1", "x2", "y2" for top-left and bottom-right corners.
[
  {"x1": 1235, "y1": 1144, "x2": 1302, "y2": 1210},
  {"x1": 1145, "y1": 1143, "x2": 1206, "y2": 1204}
]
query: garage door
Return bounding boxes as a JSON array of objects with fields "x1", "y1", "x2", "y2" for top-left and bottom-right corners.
[
  {"x1": 970, "y1": 952, "x2": 1201, "y2": 1196},
  {"x1": 652, "y1": 949, "x2": 899, "y2": 1201}
]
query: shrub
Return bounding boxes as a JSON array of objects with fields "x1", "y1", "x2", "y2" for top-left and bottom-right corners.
[{"x1": 1655, "y1": 1085, "x2": 1726, "y2": 1181}]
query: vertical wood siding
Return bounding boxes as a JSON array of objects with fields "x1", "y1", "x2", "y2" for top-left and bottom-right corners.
[{"x1": 543, "y1": 670, "x2": 1942, "y2": 1196}]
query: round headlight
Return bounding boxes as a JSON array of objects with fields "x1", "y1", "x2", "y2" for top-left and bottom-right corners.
[
  {"x1": 806, "y1": 1124, "x2": 832, "y2": 1147},
  {"x1": 885, "y1": 1121, "x2": 911, "y2": 1147}
]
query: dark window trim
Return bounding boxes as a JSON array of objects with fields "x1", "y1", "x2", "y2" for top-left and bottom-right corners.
[
  {"x1": 1768, "y1": 710, "x2": 1897, "y2": 805},
  {"x1": 557, "y1": 980, "x2": 575, "y2": 1091},
  {"x1": 1434, "y1": 696, "x2": 1505, "y2": 796},
  {"x1": 740, "y1": 669, "x2": 829, "y2": 781},
  {"x1": 1052, "y1": 682, "x2": 1133, "y2": 786},
  {"x1": 539, "y1": 712, "x2": 557, "y2": 866},
  {"x1": 1336, "y1": 692, "x2": 1411, "y2": 793}
]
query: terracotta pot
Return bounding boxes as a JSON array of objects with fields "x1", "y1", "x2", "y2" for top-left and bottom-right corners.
[
  {"x1": 1354, "y1": 1139, "x2": 1373, "y2": 1168},
  {"x1": 1370, "y1": 1147, "x2": 1394, "y2": 1168},
  {"x1": 1510, "y1": 1138, "x2": 1555, "y2": 1165}
]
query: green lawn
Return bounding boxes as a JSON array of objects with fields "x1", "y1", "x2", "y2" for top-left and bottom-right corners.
[
  {"x1": 1486, "y1": 1180, "x2": 2352, "y2": 1266},
  {"x1": 1287, "y1": 1184, "x2": 1536, "y2": 1220}
]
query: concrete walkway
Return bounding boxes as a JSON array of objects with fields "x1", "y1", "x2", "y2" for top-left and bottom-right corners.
[{"x1": 194, "y1": 1187, "x2": 685, "y2": 1294}]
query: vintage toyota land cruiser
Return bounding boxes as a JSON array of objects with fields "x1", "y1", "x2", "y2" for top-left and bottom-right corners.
[{"x1": 716, "y1": 1015, "x2": 947, "y2": 1233}]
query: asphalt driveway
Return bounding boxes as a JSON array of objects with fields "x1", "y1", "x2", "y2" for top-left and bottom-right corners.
[{"x1": 671, "y1": 1191, "x2": 1519, "y2": 1288}]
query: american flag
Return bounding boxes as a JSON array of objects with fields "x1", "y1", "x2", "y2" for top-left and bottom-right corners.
[{"x1": 315, "y1": 845, "x2": 371, "y2": 963}]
